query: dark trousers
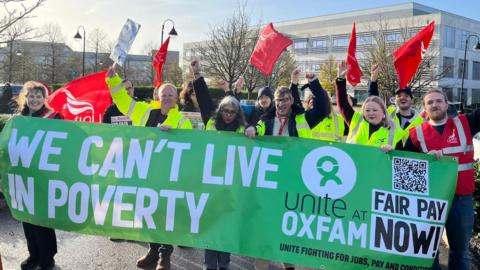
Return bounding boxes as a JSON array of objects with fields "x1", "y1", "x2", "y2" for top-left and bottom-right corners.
[
  {"x1": 149, "y1": 243, "x2": 174, "y2": 257},
  {"x1": 204, "y1": 249, "x2": 230, "y2": 269},
  {"x1": 22, "y1": 222, "x2": 57, "y2": 267},
  {"x1": 432, "y1": 195, "x2": 473, "y2": 270}
]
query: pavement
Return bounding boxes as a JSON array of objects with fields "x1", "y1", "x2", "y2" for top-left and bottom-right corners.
[
  {"x1": 0, "y1": 201, "x2": 459, "y2": 270},
  {"x1": 0, "y1": 206, "x2": 313, "y2": 270}
]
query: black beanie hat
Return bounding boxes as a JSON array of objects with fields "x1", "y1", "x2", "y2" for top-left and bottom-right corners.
[
  {"x1": 395, "y1": 86, "x2": 413, "y2": 98},
  {"x1": 257, "y1": 86, "x2": 274, "y2": 100}
]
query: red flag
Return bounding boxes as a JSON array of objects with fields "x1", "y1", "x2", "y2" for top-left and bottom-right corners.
[
  {"x1": 346, "y1": 23, "x2": 363, "y2": 87},
  {"x1": 46, "y1": 70, "x2": 111, "y2": 122},
  {"x1": 153, "y1": 37, "x2": 170, "y2": 88},
  {"x1": 393, "y1": 21, "x2": 435, "y2": 89},
  {"x1": 249, "y1": 23, "x2": 293, "y2": 76}
]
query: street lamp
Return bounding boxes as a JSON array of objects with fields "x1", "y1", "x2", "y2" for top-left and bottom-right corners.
[
  {"x1": 161, "y1": 19, "x2": 177, "y2": 44},
  {"x1": 459, "y1": 34, "x2": 480, "y2": 112},
  {"x1": 160, "y1": 19, "x2": 177, "y2": 83},
  {"x1": 74, "y1": 26, "x2": 86, "y2": 76}
]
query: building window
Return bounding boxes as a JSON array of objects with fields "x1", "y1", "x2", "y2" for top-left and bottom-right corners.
[
  {"x1": 384, "y1": 32, "x2": 402, "y2": 43},
  {"x1": 473, "y1": 61, "x2": 480, "y2": 80},
  {"x1": 472, "y1": 89, "x2": 480, "y2": 104},
  {"x1": 443, "y1": 87, "x2": 454, "y2": 101},
  {"x1": 294, "y1": 41, "x2": 307, "y2": 49},
  {"x1": 357, "y1": 35, "x2": 373, "y2": 45},
  {"x1": 443, "y1": 57, "x2": 454, "y2": 77},
  {"x1": 460, "y1": 30, "x2": 469, "y2": 50},
  {"x1": 312, "y1": 64, "x2": 321, "y2": 71},
  {"x1": 458, "y1": 59, "x2": 468, "y2": 79},
  {"x1": 333, "y1": 37, "x2": 348, "y2": 47},
  {"x1": 444, "y1": 26, "x2": 455, "y2": 48},
  {"x1": 312, "y1": 39, "x2": 327, "y2": 48}
]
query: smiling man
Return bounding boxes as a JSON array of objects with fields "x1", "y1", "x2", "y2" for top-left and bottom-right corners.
[
  {"x1": 405, "y1": 89, "x2": 480, "y2": 270},
  {"x1": 368, "y1": 65, "x2": 425, "y2": 143}
]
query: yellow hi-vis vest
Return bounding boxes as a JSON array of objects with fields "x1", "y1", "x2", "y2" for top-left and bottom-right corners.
[
  {"x1": 106, "y1": 74, "x2": 161, "y2": 126},
  {"x1": 150, "y1": 105, "x2": 192, "y2": 129},
  {"x1": 387, "y1": 106, "x2": 425, "y2": 143},
  {"x1": 310, "y1": 112, "x2": 345, "y2": 142},
  {"x1": 256, "y1": 113, "x2": 310, "y2": 138},
  {"x1": 206, "y1": 119, "x2": 245, "y2": 133},
  {"x1": 346, "y1": 111, "x2": 405, "y2": 147}
]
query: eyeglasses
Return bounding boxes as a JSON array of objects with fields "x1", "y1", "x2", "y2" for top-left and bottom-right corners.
[{"x1": 221, "y1": 109, "x2": 238, "y2": 115}]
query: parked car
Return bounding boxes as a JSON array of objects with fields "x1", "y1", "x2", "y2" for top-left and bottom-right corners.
[{"x1": 0, "y1": 83, "x2": 22, "y2": 114}]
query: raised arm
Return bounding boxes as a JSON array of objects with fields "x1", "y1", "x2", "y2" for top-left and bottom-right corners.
[
  {"x1": 368, "y1": 64, "x2": 379, "y2": 97},
  {"x1": 106, "y1": 68, "x2": 153, "y2": 126},
  {"x1": 191, "y1": 60, "x2": 215, "y2": 126},
  {"x1": 305, "y1": 72, "x2": 331, "y2": 127},
  {"x1": 290, "y1": 68, "x2": 302, "y2": 107},
  {"x1": 335, "y1": 61, "x2": 354, "y2": 125}
]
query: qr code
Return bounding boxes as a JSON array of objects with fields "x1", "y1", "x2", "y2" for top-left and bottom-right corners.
[{"x1": 392, "y1": 157, "x2": 429, "y2": 195}]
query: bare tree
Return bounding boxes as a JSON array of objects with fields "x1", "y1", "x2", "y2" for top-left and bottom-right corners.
[
  {"x1": 0, "y1": 19, "x2": 38, "y2": 82},
  {"x1": 319, "y1": 55, "x2": 337, "y2": 95},
  {"x1": 41, "y1": 23, "x2": 66, "y2": 84},
  {"x1": 0, "y1": 0, "x2": 46, "y2": 41},
  {"x1": 165, "y1": 62, "x2": 183, "y2": 87},
  {"x1": 197, "y1": 2, "x2": 296, "y2": 99},
  {"x1": 141, "y1": 41, "x2": 159, "y2": 84},
  {"x1": 196, "y1": 3, "x2": 259, "y2": 90},
  {"x1": 87, "y1": 28, "x2": 109, "y2": 72},
  {"x1": 361, "y1": 18, "x2": 450, "y2": 100}
]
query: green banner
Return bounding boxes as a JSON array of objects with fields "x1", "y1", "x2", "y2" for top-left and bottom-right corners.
[{"x1": 0, "y1": 116, "x2": 458, "y2": 269}]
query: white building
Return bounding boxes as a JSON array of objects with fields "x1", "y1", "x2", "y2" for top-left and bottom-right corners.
[{"x1": 184, "y1": 2, "x2": 480, "y2": 105}]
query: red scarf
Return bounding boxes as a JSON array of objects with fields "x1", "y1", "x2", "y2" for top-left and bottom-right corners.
[{"x1": 276, "y1": 111, "x2": 288, "y2": 136}]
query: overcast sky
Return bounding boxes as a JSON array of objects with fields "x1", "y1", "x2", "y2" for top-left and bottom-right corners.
[{"x1": 23, "y1": 0, "x2": 480, "y2": 55}]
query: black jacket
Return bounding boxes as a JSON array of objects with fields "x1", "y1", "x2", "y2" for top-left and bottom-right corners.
[{"x1": 258, "y1": 79, "x2": 331, "y2": 137}]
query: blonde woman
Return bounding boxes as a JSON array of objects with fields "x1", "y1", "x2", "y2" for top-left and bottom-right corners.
[{"x1": 335, "y1": 61, "x2": 405, "y2": 151}]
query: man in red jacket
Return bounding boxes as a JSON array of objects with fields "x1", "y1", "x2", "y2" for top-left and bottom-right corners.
[{"x1": 405, "y1": 89, "x2": 479, "y2": 270}]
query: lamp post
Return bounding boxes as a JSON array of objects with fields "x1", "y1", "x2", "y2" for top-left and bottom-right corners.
[
  {"x1": 460, "y1": 34, "x2": 480, "y2": 113},
  {"x1": 15, "y1": 49, "x2": 26, "y2": 83},
  {"x1": 161, "y1": 19, "x2": 177, "y2": 44},
  {"x1": 74, "y1": 26, "x2": 86, "y2": 76},
  {"x1": 160, "y1": 19, "x2": 177, "y2": 83}
]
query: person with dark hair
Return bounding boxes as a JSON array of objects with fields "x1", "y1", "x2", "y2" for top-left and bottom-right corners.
[
  {"x1": 16, "y1": 81, "x2": 60, "y2": 270},
  {"x1": 179, "y1": 81, "x2": 199, "y2": 112},
  {"x1": 103, "y1": 79, "x2": 135, "y2": 125},
  {"x1": 248, "y1": 85, "x2": 274, "y2": 126},
  {"x1": 368, "y1": 64, "x2": 425, "y2": 143},
  {"x1": 404, "y1": 89, "x2": 480, "y2": 270},
  {"x1": 0, "y1": 82, "x2": 13, "y2": 113}
]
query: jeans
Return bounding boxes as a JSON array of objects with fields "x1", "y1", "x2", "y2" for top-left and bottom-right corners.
[{"x1": 432, "y1": 195, "x2": 473, "y2": 270}]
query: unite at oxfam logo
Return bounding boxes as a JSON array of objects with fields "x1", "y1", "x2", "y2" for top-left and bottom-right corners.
[{"x1": 301, "y1": 146, "x2": 357, "y2": 199}]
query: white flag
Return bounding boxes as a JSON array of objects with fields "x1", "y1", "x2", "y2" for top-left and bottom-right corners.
[{"x1": 110, "y1": 19, "x2": 141, "y2": 66}]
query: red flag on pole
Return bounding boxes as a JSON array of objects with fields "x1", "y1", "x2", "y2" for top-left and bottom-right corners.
[
  {"x1": 153, "y1": 37, "x2": 170, "y2": 88},
  {"x1": 46, "y1": 70, "x2": 111, "y2": 122},
  {"x1": 346, "y1": 22, "x2": 363, "y2": 87},
  {"x1": 393, "y1": 21, "x2": 435, "y2": 89},
  {"x1": 249, "y1": 23, "x2": 293, "y2": 76}
]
